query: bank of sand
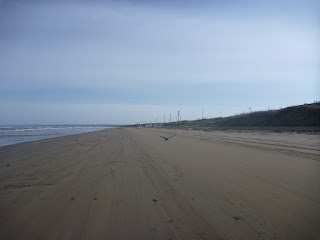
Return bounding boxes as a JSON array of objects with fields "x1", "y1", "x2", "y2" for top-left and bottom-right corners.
[{"x1": 0, "y1": 128, "x2": 319, "y2": 240}]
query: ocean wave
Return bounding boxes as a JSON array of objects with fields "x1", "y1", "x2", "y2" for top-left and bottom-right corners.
[
  {"x1": 0, "y1": 126, "x2": 110, "y2": 132},
  {"x1": 0, "y1": 125, "x2": 113, "y2": 147}
]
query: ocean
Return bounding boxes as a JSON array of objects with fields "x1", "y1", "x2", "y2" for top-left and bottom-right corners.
[{"x1": 0, "y1": 125, "x2": 116, "y2": 147}]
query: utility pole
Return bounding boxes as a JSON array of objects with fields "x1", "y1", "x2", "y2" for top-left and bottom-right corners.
[{"x1": 177, "y1": 110, "x2": 181, "y2": 125}]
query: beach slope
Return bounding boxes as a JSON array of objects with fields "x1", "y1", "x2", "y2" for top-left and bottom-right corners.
[{"x1": 0, "y1": 128, "x2": 319, "y2": 239}]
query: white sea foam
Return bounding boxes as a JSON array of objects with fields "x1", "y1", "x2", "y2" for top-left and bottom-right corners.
[{"x1": 0, "y1": 125, "x2": 115, "y2": 147}]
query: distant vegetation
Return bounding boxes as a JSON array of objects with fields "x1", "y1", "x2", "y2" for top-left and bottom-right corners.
[{"x1": 165, "y1": 102, "x2": 320, "y2": 129}]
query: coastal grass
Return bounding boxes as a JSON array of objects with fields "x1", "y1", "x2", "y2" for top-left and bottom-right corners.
[{"x1": 165, "y1": 102, "x2": 320, "y2": 129}]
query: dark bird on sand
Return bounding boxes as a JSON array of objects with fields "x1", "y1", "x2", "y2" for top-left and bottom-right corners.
[{"x1": 159, "y1": 136, "x2": 174, "y2": 141}]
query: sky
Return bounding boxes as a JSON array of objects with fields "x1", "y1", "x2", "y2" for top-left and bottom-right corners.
[{"x1": 0, "y1": 0, "x2": 319, "y2": 124}]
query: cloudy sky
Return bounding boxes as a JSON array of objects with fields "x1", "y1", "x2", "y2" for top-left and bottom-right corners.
[{"x1": 0, "y1": 0, "x2": 319, "y2": 124}]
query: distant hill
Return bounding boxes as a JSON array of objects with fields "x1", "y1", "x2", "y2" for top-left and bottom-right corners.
[{"x1": 165, "y1": 102, "x2": 320, "y2": 129}]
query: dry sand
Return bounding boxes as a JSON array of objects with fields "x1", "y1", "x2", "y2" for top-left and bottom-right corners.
[{"x1": 0, "y1": 128, "x2": 319, "y2": 240}]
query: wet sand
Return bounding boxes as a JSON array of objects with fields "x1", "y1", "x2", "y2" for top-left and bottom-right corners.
[{"x1": 0, "y1": 128, "x2": 319, "y2": 240}]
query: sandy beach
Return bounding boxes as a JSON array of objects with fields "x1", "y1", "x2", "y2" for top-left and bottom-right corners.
[{"x1": 0, "y1": 128, "x2": 319, "y2": 240}]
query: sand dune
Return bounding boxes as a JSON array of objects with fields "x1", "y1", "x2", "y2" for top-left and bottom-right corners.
[{"x1": 0, "y1": 128, "x2": 319, "y2": 240}]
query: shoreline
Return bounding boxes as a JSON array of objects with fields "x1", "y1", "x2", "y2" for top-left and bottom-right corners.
[
  {"x1": 1, "y1": 125, "x2": 318, "y2": 151},
  {"x1": 0, "y1": 127, "x2": 118, "y2": 149}
]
